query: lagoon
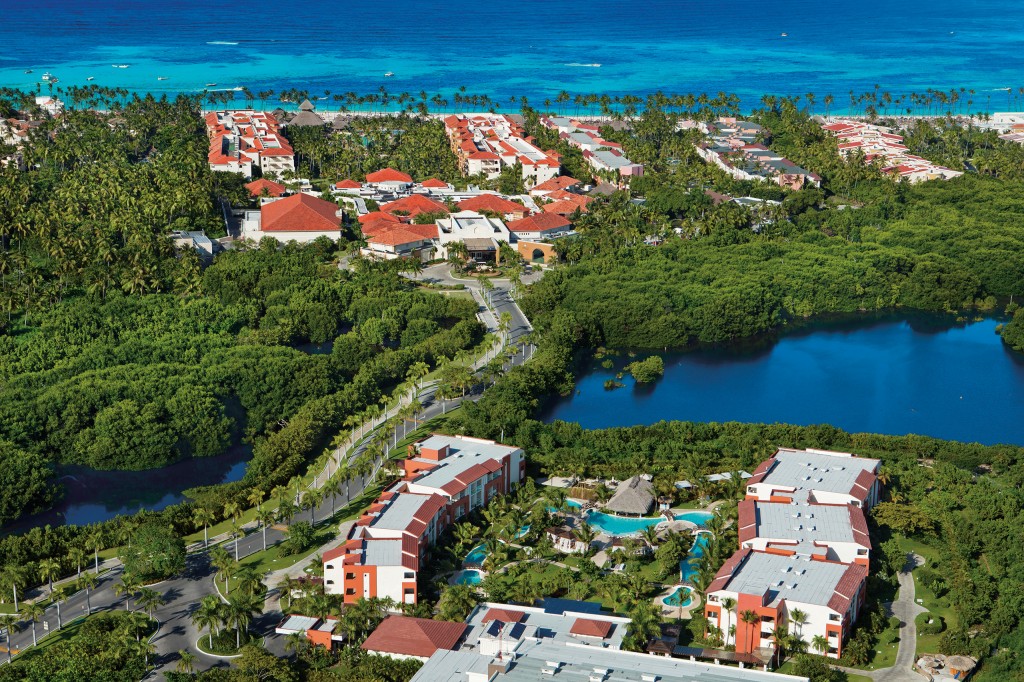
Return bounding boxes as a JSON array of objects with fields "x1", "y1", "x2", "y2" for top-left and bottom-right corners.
[{"x1": 543, "y1": 315, "x2": 1024, "y2": 446}]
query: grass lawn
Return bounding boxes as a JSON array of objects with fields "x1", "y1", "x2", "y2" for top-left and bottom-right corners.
[
  {"x1": 897, "y1": 535, "x2": 957, "y2": 655},
  {"x1": 776, "y1": 659, "x2": 874, "y2": 682}
]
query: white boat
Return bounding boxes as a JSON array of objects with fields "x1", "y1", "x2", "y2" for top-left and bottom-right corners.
[
  {"x1": 157, "y1": 76, "x2": 169, "y2": 81},
  {"x1": 41, "y1": 72, "x2": 53, "y2": 81},
  {"x1": 205, "y1": 83, "x2": 217, "y2": 87},
  {"x1": 780, "y1": 32, "x2": 788, "y2": 37},
  {"x1": 384, "y1": 71, "x2": 394, "y2": 77},
  {"x1": 112, "y1": 64, "x2": 130, "y2": 68}
]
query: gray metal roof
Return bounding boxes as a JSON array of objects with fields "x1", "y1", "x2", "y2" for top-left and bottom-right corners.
[
  {"x1": 409, "y1": 437, "x2": 518, "y2": 493},
  {"x1": 364, "y1": 539, "x2": 405, "y2": 566},
  {"x1": 761, "y1": 449, "x2": 879, "y2": 495},
  {"x1": 753, "y1": 500, "x2": 855, "y2": 547},
  {"x1": 372, "y1": 494, "x2": 432, "y2": 531},
  {"x1": 717, "y1": 550, "x2": 851, "y2": 609}
]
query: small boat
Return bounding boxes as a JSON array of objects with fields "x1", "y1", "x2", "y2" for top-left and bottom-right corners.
[
  {"x1": 112, "y1": 64, "x2": 129, "y2": 68},
  {"x1": 41, "y1": 72, "x2": 53, "y2": 81},
  {"x1": 87, "y1": 76, "x2": 94, "y2": 81},
  {"x1": 384, "y1": 71, "x2": 394, "y2": 77},
  {"x1": 205, "y1": 83, "x2": 217, "y2": 87},
  {"x1": 24, "y1": 69, "x2": 33, "y2": 74},
  {"x1": 780, "y1": 32, "x2": 788, "y2": 37},
  {"x1": 157, "y1": 76, "x2": 169, "y2": 81}
]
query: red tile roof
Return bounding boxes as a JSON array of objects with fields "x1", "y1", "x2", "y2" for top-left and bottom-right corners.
[
  {"x1": 359, "y1": 211, "x2": 402, "y2": 225},
  {"x1": 708, "y1": 548, "x2": 751, "y2": 594},
  {"x1": 827, "y1": 563, "x2": 869, "y2": 614},
  {"x1": 361, "y1": 616, "x2": 467, "y2": 658},
  {"x1": 336, "y1": 179, "x2": 362, "y2": 189},
  {"x1": 569, "y1": 618, "x2": 613, "y2": 638},
  {"x1": 482, "y1": 608, "x2": 526, "y2": 624},
  {"x1": 421, "y1": 178, "x2": 449, "y2": 188},
  {"x1": 532, "y1": 176, "x2": 580, "y2": 193},
  {"x1": 457, "y1": 195, "x2": 528, "y2": 215},
  {"x1": 366, "y1": 168, "x2": 413, "y2": 183},
  {"x1": 245, "y1": 178, "x2": 287, "y2": 197},
  {"x1": 737, "y1": 499, "x2": 757, "y2": 543},
  {"x1": 468, "y1": 151, "x2": 500, "y2": 161},
  {"x1": 381, "y1": 194, "x2": 450, "y2": 217},
  {"x1": 849, "y1": 506, "x2": 871, "y2": 548},
  {"x1": 261, "y1": 194, "x2": 341, "y2": 233},
  {"x1": 849, "y1": 469, "x2": 876, "y2": 502},
  {"x1": 542, "y1": 199, "x2": 589, "y2": 216},
  {"x1": 506, "y1": 212, "x2": 571, "y2": 234},
  {"x1": 367, "y1": 227, "x2": 432, "y2": 247}
]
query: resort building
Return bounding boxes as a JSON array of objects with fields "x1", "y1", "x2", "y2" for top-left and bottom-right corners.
[
  {"x1": 705, "y1": 549, "x2": 868, "y2": 659},
  {"x1": 434, "y1": 210, "x2": 513, "y2": 261},
  {"x1": 407, "y1": 600, "x2": 808, "y2": 682},
  {"x1": 540, "y1": 116, "x2": 644, "y2": 181},
  {"x1": 821, "y1": 121, "x2": 963, "y2": 183},
  {"x1": 365, "y1": 167, "x2": 415, "y2": 192},
  {"x1": 737, "y1": 499, "x2": 871, "y2": 565},
  {"x1": 361, "y1": 615, "x2": 468, "y2": 661},
  {"x1": 456, "y1": 194, "x2": 530, "y2": 220},
  {"x1": 204, "y1": 110, "x2": 294, "y2": 178},
  {"x1": 744, "y1": 448, "x2": 882, "y2": 510},
  {"x1": 545, "y1": 526, "x2": 589, "y2": 554},
  {"x1": 361, "y1": 223, "x2": 438, "y2": 261},
  {"x1": 323, "y1": 435, "x2": 525, "y2": 605},
  {"x1": 444, "y1": 114, "x2": 561, "y2": 188},
  {"x1": 242, "y1": 193, "x2": 342, "y2": 243},
  {"x1": 245, "y1": 177, "x2": 287, "y2": 198},
  {"x1": 506, "y1": 213, "x2": 572, "y2": 242},
  {"x1": 275, "y1": 614, "x2": 344, "y2": 650},
  {"x1": 530, "y1": 176, "x2": 581, "y2": 198},
  {"x1": 694, "y1": 118, "x2": 819, "y2": 189}
]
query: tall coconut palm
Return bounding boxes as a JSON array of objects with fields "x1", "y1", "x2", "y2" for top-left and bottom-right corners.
[
  {"x1": 193, "y1": 507, "x2": 216, "y2": 549},
  {"x1": 135, "y1": 587, "x2": 165, "y2": 620},
  {"x1": 740, "y1": 610, "x2": 760, "y2": 653},
  {"x1": 191, "y1": 595, "x2": 223, "y2": 650},
  {"x1": 720, "y1": 597, "x2": 737, "y2": 647},
  {"x1": 23, "y1": 600, "x2": 44, "y2": 647},
  {"x1": 789, "y1": 607, "x2": 807, "y2": 645},
  {"x1": 0, "y1": 564, "x2": 28, "y2": 612},
  {"x1": 37, "y1": 558, "x2": 61, "y2": 598},
  {"x1": 176, "y1": 649, "x2": 197, "y2": 675},
  {"x1": 812, "y1": 634, "x2": 829, "y2": 655},
  {"x1": 80, "y1": 571, "x2": 97, "y2": 615}
]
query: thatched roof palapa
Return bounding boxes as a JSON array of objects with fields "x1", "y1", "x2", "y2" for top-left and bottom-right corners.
[{"x1": 604, "y1": 475, "x2": 655, "y2": 515}]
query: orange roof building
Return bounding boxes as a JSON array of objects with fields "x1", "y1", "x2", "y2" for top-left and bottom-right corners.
[
  {"x1": 530, "y1": 175, "x2": 580, "y2": 196},
  {"x1": 360, "y1": 616, "x2": 467, "y2": 661},
  {"x1": 420, "y1": 178, "x2": 449, "y2": 189},
  {"x1": 380, "y1": 194, "x2": 449, "y2": 218},
  {"x1": 365, "y1": 168, "x2": 413, "y2": 184},
  {"x1": 256, "y1": 194, "x2": 341, "y2": 242},
  {"x1": 335, "y1": 178, "x2": 362, "y2": 189},
  {"x1": 456, "y1": 194, "x2": 529, "y2": 218},
  {"x1": 245, "y1": 178, "x2": 287, "y2": 198}
]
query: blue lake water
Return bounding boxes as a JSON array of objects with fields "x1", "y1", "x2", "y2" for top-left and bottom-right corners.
[
  {"x1": 4, "y1": 0, "x2": 1024, "y2": 111},
  {"x1": 3, "y1": 445, "x2": 251, "y2": 535},
  {"x1": 543, "y1": 315, "x2": 1024, "y2": 446}
]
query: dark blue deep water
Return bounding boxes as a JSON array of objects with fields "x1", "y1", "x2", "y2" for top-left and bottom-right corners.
[
  {"x1": 542, "y1": 315, "x2": 1024, "y2": 446},
  {"x1": 3, "y1": 0, "x2": 1024, "y2": 109}
]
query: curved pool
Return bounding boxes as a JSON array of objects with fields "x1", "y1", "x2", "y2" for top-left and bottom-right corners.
[
  {"x1": 584, "y1": 510, "x2": 714, "y2": 537},
  {"x1": 680, "y1": 533, "x2": 711, "y2": 582},
  {"x1": 464, "y1": 544, "x2": 488, "y2": 566},
  {"x1": 450, "y1": 569, "x2": 484, "y2": 586},
  {"x1": 665, "y1": 585, "x2": 696, "y2": 608}
]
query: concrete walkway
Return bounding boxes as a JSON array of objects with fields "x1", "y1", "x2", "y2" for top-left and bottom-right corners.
[{"x1": 832, "y1": 553, "x2": 927, "y2": 682}]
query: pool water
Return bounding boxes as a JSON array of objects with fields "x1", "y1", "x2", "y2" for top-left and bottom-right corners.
[
  {"x1": 680, "y1": 533, "x2": 711, "y2": 583},
  {"x1": 514, "y1": 525, "x2": 531, "y2": 539},
  {"x1": 584, "y1": 510, "x2": 713, "y2": 537},
  {"x1": 665, "y1": 586, "x2": 695, "y2": 608},
  {"x1": 464, "y1": 544, "x2": 488, "y2": 566},
  {"x1": 452, "y1": 569, "x2": 483, "y2": 586},
  {"x1": 545, "y1": 499, "x2": 583, "y2": 514}
]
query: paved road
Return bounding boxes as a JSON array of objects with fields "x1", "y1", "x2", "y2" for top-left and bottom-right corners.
[
  {"x1": 834, "y1": 553, "x2": 927, "y2": 682},
  {"x1": 2, "y1": 272, "x2": 534, "y2": 677}
]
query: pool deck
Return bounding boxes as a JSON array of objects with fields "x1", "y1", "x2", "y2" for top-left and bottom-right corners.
[{"x1": 655, "y1": 584, "x2": 702, "y2": 619}]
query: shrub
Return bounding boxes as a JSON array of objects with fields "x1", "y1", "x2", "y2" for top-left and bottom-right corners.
[{"x1": 916, "y1": 612, "x2": 946, "y2": 635}]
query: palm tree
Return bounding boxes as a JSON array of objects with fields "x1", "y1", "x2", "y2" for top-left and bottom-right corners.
[
  {"x1": 193, "y1": 507, "x2": 216, "y2": 549},
  {"x1": 573, "y1": 524, "x2": 597, "y2": 554},
  {"x1": 0, "y1": 564, "x2": 28, "y2": 612},
  {"x1": 114, "y1": 574, "x2": 140, "y2": 612},
  {"x1": 135, "y1": 587, "x2": 165, "y2": 620},
  {"x1": 256, "y1": 508, "x2": 275, "y2": 551},
  {"x1": 191, "y1": 595, "x2": 222, "y2": 650},
  {"x1": 52, "y1": 586, "x2": 67, "y2": 630},
  {"x1": 38, "y1": 558, "x2": 61, "y2": 598},
  {"x1": 639, "y1": 524, "x2": 660, "y2": 550},
  {"x1": 720, "y1": 597, "x2": 737, "y2": 647},
  {"x1": 176, "y1": 649, "x2": 197, "y2": 675},
  {"x1": 284, "y1": 630, "x2": 308, "y2": 658},
  {"x1": 789, "y1": 607, "x2": 807, "y2": 645},
  {"x1": 740, "y1": 609, "x2": 760, "y2": 653},
  {"x1": 812, "y1": 634, "x2": 829, "y2": 655},
  {"x1": 68, "y1": 547, "x2": 86, "y2": 579},
  {"x1": 226, "y1": 593, "x2": 260, "y2": 649},
  {"x1": 85, "y1": 527, "x2": 104, "y2": 574},
  {"x1": 22, "y1": 600, "x2": 44, "y2": 648},
  {"x1": 80, "y1": 571, "x2": 98, "y2": 615},
  {"x1": 0, "y1": 614, "x2": 20, "y2": 663}
]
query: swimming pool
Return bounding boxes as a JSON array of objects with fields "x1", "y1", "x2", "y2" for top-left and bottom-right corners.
[
  {"x1": 464, "y1": 544, "x2": 488, "y2": 566},
  {"x1": 665, "y1": 585, "x2": 696, "y2": 608},
  {"x1": 545, "y1": 499, "x2": 582, "y2": 514},
  {"x1": 584, "y1": 511, "x2": 663, "y2": 536},
  {"x1": 680, "y1": 533, "x2": 711, "y2": 583},
  {"x1": 450, "y1": 569, "x2": 483, "y2": 586},
  {"x1": 514, "y1": 524, "x2": 531, "y2": 540}
]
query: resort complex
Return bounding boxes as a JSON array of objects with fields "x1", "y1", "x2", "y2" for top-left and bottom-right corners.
[
  {"x1": 204, "y1": 109, "x2": 295, "y2": 177},
  {"x1": 692, "y1": 118, "x2": 821, "y2": 189},
  {"x1": 821, "y1": 120, "x2": 964, "y2": 182},
  {"x1": 540, "y1": 116, "x2": 644, "y2": 181},
  {"x1": 322, "y1": 435, "x2": 525, "y2": 604},
  {"x1": 705, "y1": 448, "x2": 881, "y2": 659},
  {"x1": 444, "y1": 113, "x2": 562, "y2": 188}
]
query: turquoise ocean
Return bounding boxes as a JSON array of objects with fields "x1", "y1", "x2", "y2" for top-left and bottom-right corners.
[{"x1": 2, "y1": 0, "x2": 1023, "y2": 112}]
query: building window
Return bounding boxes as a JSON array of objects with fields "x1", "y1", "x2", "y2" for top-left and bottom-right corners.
[
  {"x1": 325, "y1": 565, "x2": 334, "y2": 570},
  {"x1": 404, "y1": 572, "x2": 415, "y2": 579},
  {"x1": 747, "y1": 486, "x2": 756, "y2": 493},
  {"x1": 829, "y1": 614, "x2": 841, "y2": 622},
  {"x1": 346, "y1": 573, "x2": 356, "y2": 580}
]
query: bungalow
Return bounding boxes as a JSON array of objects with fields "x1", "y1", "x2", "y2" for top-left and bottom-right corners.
[
  {"x1": 506, "y1": 212, "x2": 572, "y2": 241},
  {"x1": 365, "y1": 167, "x2": 414, "y2": 191},
  {"x1": 456, "y1": 194, "x2": 530, "y2": 220},
  {"x1": 275, "y1": 614, "x2": 344, "y2": 650},
  {"x1": 360, "y1": 615, "x2": 467, "y2": 662},
  {"x1": 245, "y1": 177, "x2": 287, "y2": 198},
  {"x1": 546, "y1": 526, "x2": 589, "y2": 554},
  {"x1": 246, "y1": 193, "x2": 342, "y2": 243},
  {"x1": 530, "y1": 176, "x2": 581, "y2": 198},
  {"x1": 435, "y1": 211, "x2": 512, "y2": 261},
  {"x1": 361, "y1": 224, "x2": 438, "y2": 261}
]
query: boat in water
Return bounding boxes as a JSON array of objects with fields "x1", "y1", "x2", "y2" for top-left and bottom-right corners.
[
  {"x1": 384, "y1": 71, "x2": 394, "y2": 77},
  {"x1": 157, "y1": 76, "x2": 169, "y2": 81},
  {"x1": 87, "y1": 76, "x2": 94, "y2": 81},
  {"x1": 112, "y1": 64, "x2": 130, "y2": 68},
  {"x1": 41, "y1": 72, "x2": 53, "y2": 81},
  {"x1": 205, "y1": 83, "x2": 217, "y2": 87},
  {"x1": 24, "y1": 69, "x2": 33, "y2": 74},
  {"x1": 781, "y1": 32, "x2": 788, "y2": 37}
]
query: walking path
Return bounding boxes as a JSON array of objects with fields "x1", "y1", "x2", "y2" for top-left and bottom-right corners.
[{"x1": 833, "y1": 553, "x2": 927, "y2": 682}]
